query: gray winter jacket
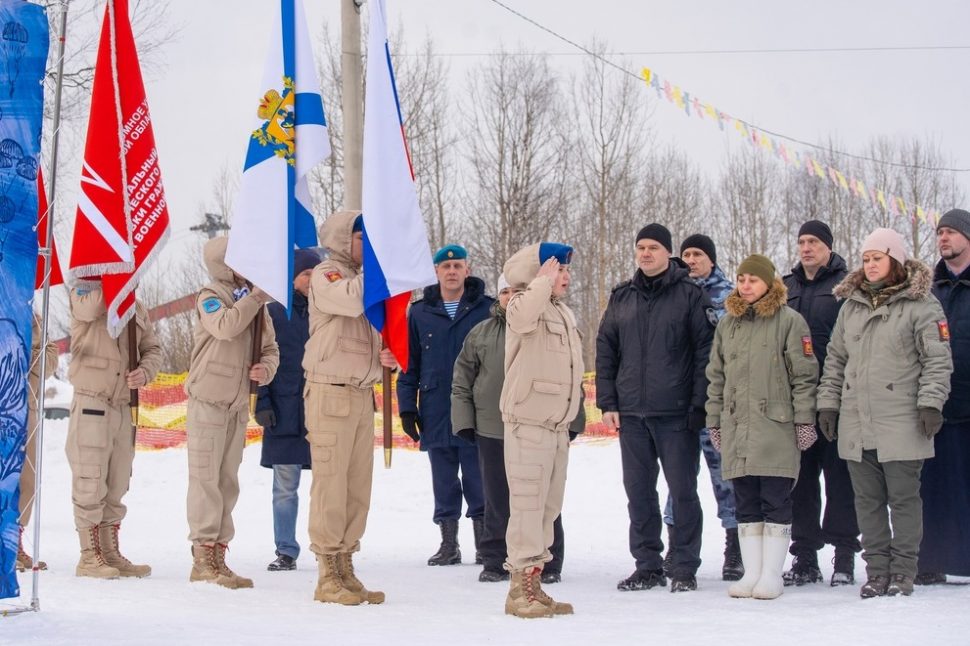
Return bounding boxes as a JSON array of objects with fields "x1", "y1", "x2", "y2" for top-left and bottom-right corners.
[{"x1": 817, "y1": 260, "x2": 953, "y2": 462}]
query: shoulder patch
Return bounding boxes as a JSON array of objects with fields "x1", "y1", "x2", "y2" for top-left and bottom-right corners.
[
  {"x1": 801, "y1": 335, "x2": 814, "y2": 357},
  {"x1": 938, "y1": 320, "x2": 950, "y2": 342},
  {"x1": 705, "y1": 307, "x2": 718, "y2": 328},
  {"x1": 202, "y1": 298, "x2": 223, "y2": 314},
  {"x1": 325, "y1": 270, "x2": 343, "y2": 283}
]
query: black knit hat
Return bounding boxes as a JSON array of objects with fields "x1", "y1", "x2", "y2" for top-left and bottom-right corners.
[
  {"x1": 636, "y1": 224, "x2": 672, "y2": 253},
  {"x1": 680, "y1": 234, "x2": 717, "y2": 266},
  {"x1": 938, "y1": 208, "x2": 970, "y2": 241},
  {"x1": 797, "y1": 220, "x2": 833, "y2": 250}
]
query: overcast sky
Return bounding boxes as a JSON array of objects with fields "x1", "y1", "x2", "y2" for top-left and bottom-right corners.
[{"x1": 57, "y1": 0, "x2": 970, "y2": 268}]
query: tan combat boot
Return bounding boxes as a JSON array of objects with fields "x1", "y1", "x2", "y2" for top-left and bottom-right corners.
[
  {"x1": 76, "y1": 526, "x2": 120, "y2": 579},
  {"x1": 313, "y1": 553, "x2": 361, "y2": 605},
  {"x1": 190, "y1": 543, "x2": 236, "y2": 588},
  {"x1": 16, "y1": 525, "x2": 47, "y2": 572},
  {"x1": 505, "y1": 567, "x2": 554, "y2": 618},
  {"x1": 337, "y1": 552, "x2": 385, "y2": 604},
  {"x1": 533, "y1": 568, "x2": 574, "y2": 615},
  {"x1": 214, "y1": 543, "x2": 254, "y2": 589},
  {"x1": 99, "y1": 523, "x2": 151, "y2": 578}
]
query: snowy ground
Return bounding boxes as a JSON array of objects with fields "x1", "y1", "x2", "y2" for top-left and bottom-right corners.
[{"x1": 4, "y1": 420, "x2": 969, "y2": 645}]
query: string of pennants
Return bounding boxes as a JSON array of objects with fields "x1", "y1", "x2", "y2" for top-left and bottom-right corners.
[{"x1": 641, "y1": 67, "x2": 942, "y2": 227}]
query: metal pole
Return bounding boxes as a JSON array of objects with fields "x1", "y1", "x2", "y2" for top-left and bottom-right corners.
[
  {"x1": 29, "y1": 0, "x2": 72, "y2": 613},
  {"x1": 341, "y1": 0, "x2": 363, "y2": 210}
]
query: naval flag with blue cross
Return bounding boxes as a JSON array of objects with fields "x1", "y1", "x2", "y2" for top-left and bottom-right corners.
[{"x1": 226, "y1": 0, "x2": 331, "y2": 314}]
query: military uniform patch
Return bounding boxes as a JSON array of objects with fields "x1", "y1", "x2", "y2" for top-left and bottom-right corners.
[
  {"x1": 938, "y1": 320, "x2": 950, "y2": 342},
  {"x1": 325, "y1": 270, "x2": 343, "y2": 283},
  {"x1": 75, "y1": 288, "x2": 90, "y2": 296},
  {"x1": 202, "y1": 298, "x2": 222, "y2": 314},
  {"x1": 802, "y1": 335, "x2": 814, "y2": 357},
  {"x1": 705, "y1": 307, "x2": 718, "y2": 328}
]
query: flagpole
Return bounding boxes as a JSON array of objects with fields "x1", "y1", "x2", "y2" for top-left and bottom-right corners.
[
  {"x1": 382, "y1": 363, "x2": 392, "y2": 468},
  {"x1": 341, "y1": 0, "x2": 363, "y2": 210},
  {"x1": 29, "y1": 0, "x2": 72, "y2": 613},
  {"x1": 127, "y1": 318, "x2": 139, "y2": 446}
]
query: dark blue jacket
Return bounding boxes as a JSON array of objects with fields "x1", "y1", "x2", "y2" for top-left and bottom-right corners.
[
  {"x1": 783, "y1": 252, "x2": 848, "y2": 375},
  {"x1": 932, "y1": 260, "x2": 970, "y2": 423},
  {"x1": 397, "y1": 277, "x2": 494, "y2": 450},
  {"x1": 256, "y1": 292, "x2": 311, "y2": 467},
  {"x1": 595, "y1": 259, "x2": 715, "y2": 417}
]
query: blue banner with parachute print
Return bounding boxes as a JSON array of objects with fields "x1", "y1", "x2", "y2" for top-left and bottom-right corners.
[{"x1": 0, "y1": 0, "x2": 48, "y2": 599}]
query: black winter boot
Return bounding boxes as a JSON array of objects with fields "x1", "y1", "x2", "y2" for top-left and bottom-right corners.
[
  {"x1": 472, "y1": 517, "x2": 485, "y2": 566},
  {"x1": 427, "y1": 520, "x2": 461, "y2": 566},
  {"x1": 662, "y1": 524, "x2": 675, "y2": 577},
  {"x1": 722, "y1": 528, "x2": 744, "y2": 581}
]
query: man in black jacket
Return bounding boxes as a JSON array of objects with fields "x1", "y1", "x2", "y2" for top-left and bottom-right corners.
[
  {"x1": 782, "y1": 220, "x2": 860, "y2": 587},
  {"x1": 596, "y1": 223, "x2": 715, "y2": 593}
]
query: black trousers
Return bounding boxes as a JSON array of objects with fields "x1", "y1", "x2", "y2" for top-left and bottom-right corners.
[
  {"x1": 477, "y1": 435, "x2": 564, "y2": 572},
  {"x1": 732, "y1": 475, "x2": 795, "y2": 524},
  {"x1": 619, "y1": 415, "x2": 702, "y2": 577},
  {"x1": 790, "y1": 435, "x2": 860, "y2": 555}
]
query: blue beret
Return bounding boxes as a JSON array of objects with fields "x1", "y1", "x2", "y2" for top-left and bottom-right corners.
[
  {"x1": 538, "y1": 242, "x2": 573, "y2": 265},
  {"x1": 433, "y1": 244, "x2": 468, "y2": 264},
  {"x1": 352, "y1": 215, "x2": 364, "y2": 233}
]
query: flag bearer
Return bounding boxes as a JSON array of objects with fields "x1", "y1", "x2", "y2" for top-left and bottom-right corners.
[
  {"x1": 303, "y1": 211, "x2": 397, "y2": 605},
  {"x1": 185, "y1": 236, "x2": 278, "y2": 589},
  {"x1": 67, "y1": 281, "x2": 161, "y2": 579}
]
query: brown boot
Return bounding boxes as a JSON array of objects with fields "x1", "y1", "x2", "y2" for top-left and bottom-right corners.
[
  {"x1": 337, "y1": 552, "x2": 385, "y2": 604},
  {"x1": 99, "y1": 523, "x2": 151, "y2": 578},
  {"x1": 505, "y1": 567, "x2": 554, "y2": 618},
  {"x1": 313, "y1": 553, "x2": 361, "y2": 605},
  {"x1": 16, "y1": 525, "x2": 47, "y2": 572},
  {"x1": 190, "y1": 543, "x2": 236, "y2": 588},
  {"x1": 76, "y1": 526, "x2": 120, "y2": 579},
  {"x1": 533, "y1": 568, "x2": 574, "y2": 615},
  {"x1": 214, "y1": 543, "x2": 254, "y2": 588}
]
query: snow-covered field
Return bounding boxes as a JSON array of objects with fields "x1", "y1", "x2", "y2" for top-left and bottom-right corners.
[{"x1": 4, "y1": 420, "x2": 969, "y2": 645}]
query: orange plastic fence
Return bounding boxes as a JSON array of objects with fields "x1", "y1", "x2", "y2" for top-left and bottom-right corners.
[{"x1": 134, "y1": 373, "x2": 614, "y2": 451}]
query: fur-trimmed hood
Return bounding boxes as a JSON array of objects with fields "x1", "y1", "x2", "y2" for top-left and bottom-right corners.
[
  {"x1": 833, "y1": 258, "x2": 933, "y2": 301},
  {"x1": 724, "y1": 277, "x2": 788, "y2": 318}
]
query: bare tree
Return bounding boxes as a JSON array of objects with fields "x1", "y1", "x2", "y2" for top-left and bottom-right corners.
[
  {"x1": 567, "y1": 46, "x2": 652, "y2": 362},
  {"x1": 462, "y1": 50, "x2": 574, "y2": 286},
  {"x1": 715, "y1": 146, "x2": 786, "y2": 273}
]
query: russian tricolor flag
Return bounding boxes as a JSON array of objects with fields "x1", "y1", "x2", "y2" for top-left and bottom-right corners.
[{"x1": 361, "y1": 0, "x2": 435, "y2": 372}]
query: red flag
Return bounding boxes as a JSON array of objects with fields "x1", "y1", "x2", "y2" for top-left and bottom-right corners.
[
  {"x1": 68, "y1": 0, "x2": 169, "y2": 337},
  {"x1": 35, "y1": 170, "x2": 64, "y2": 290}
]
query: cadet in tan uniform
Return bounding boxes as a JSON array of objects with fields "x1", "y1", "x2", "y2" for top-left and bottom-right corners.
[
  {"x1": 500, "y1": 243, "x2": 583, "y2": 619},
  {"x1": 303, "y1": 211, "x2": 396, "y2": 605},
  {"x1": 185, "y1": 236, "x2": 278, "y2": 589},
  {"x1": 17, "y1": 313, "x2": 58, "y2": 572},
  {"x1": 67, "y1": 282, "x2": 162, "y2": 579}
]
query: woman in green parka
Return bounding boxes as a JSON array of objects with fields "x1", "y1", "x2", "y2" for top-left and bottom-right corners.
[
  {"x1": 817, "y1": 227, "x2": 952, "y2": 600},
  {"x1": 706, "y1": 254, "x2": 819, "y2": 601}
]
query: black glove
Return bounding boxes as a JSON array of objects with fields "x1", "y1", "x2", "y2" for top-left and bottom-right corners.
[
  {"x1": 401, "y1": 412, "x2": 422, "y2": 442},
  {"x1": 688, "y1": 410, "x2": 706, "y2": 432},
  {"x1": 457, "y1": 428, "x2": 476, "y2": 444},
  {"x1": 568, "y1": 431, "x2": 578, "y2": 442},
  {"x1": 817, "y1": 409, "x2": 839, "y2": 442},
  {"x1": 918, "y1": 407, "x2": 944, "y2": 439},
  {"x1": 254, "y1": 409, "x2": 276, "y2": 429}
]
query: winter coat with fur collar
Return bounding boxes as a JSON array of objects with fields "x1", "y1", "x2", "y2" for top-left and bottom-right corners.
[
  {"x1": 705, "y1": 277, "x2": 819, "y2": 480},
  {"x1": 817, "y1": 260, "x2": 953, "y2": 462}
]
